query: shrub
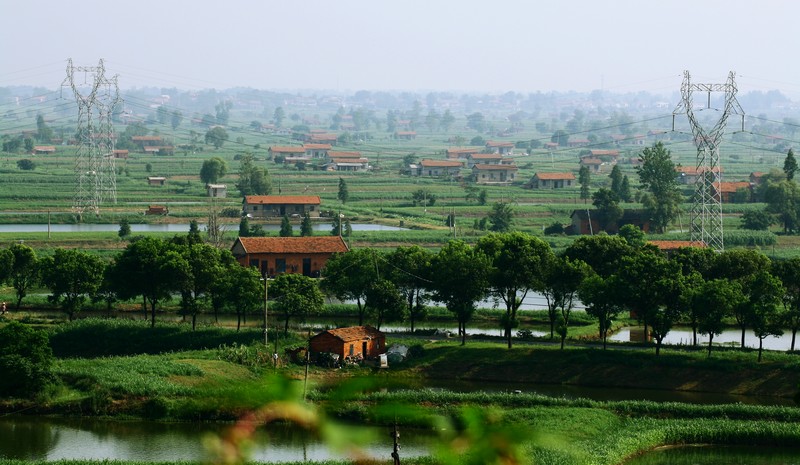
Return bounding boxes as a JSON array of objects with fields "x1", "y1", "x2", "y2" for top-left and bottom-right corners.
[
  {"x1": 0, "y1": 321, "x2": 54, "y2": 397},
  {"x1": 17, "y1": 159, "x2": 36, "y2": 170}
]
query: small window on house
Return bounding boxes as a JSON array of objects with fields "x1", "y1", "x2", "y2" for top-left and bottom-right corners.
[
  {"x1": 249, "y1": 259, "x2": 259, "y2": 268},
  {"x1": 276, "y1": 259, "x2": 286, "y2": 273},
  {"x1": 349, "y1": 344, "x2": 354, "y2": 356},
  {"x1": 310, "y1": 206, "x2": 315, "y2": 211}
]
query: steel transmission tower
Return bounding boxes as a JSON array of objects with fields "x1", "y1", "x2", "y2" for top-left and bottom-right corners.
[
  {"x1": 673, "y1": 71, "x2": 744, "y2": 251},
  {"x1": 62, "y1": 59, "x2": 121, "y2": 216}
]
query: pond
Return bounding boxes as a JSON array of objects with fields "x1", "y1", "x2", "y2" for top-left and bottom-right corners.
[
  {"x1": 0, "y1": 223, "x2": 407, "y2": 233},
  {"x1": 610, "y1": 326, "x2": 798, "y2": 351},
  {"x1": 0, "y1": 415, "x2": 431, "y2": 462},
  {"x1": 623, "y1": 445, "x2": 800, "y2": 465}
]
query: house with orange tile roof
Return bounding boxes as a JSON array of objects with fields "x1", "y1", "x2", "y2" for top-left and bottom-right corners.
[
  {"x1": 712, "y1": 181, "x2": 753, "y2": 203},
  {"x1": 33, "y1": 145, "x2": 56, "y2": 154},
  {"x1": 579, "y1": 157, "x2": 604, "y2": 173},
  {"x1": 485, "y1": 140, "x2": 514, "y2": 155},
  {"x1": 269, "y1": 146, "x2": 306, "y2": 159},
  {"x1": 648, "y1": 240, "x2": 706, "y2": 251},
  {"x1": 307, "y1": 133, "x2": 338, "y2": 143},
  {"x1": 304, "y1": 143, "x2": 332, "y2": 158},
  {"x1": 411, "y1": 159, "x2": 463, "y2": 177},
  {"x1": 394, "y1": 131, "x2": 417, "y2": 140},
  {"x1": 676, "y1": 166, "x2": 722, "y2": 185},
  {"x1": 231, "y1": 236, "x2": 348, "y2": 278},
  {"x1": 243, "y1": 195, "x2": 321, "y2": 218},
  {"x1": 466, "y1": 153, "x2": 503, "y2": 168},
  {"x1": 309, "y1": 325, "x2": 385, "y2": 361},
  {"x1": 446, "y1": 147, "x2": 482, "y2": 159},
  {"x1": 472, "y1": 163, "x2": 518, "y2": 184},
  {"x1": 529, "y1": 172, "x2": 576, "y2": 189}
]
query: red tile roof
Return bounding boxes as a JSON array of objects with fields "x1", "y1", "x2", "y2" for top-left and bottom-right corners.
[
  {"x1": 589, "y1": 149, "x2": 619, "y2": 156},
  {"x1": 580, "y1": 157, "x2": 603, "y2": 165},
  {"x1": 420, "y1": 159, "x2": 463, "y2": 167},
  {"x1": 485, "y1": 140, "x2": 514, "y2": 147},
  {"x1": 676, "y1": 166, "x2": 722, "y2": 175},
  {"x1": 303, "y1": 144, "x2": 332, "y2": 150},
  {"x1": 327, "y1": 151, "x2": 363, "y2": 158},
  {"x1": 270, "y1": 146, "x2": 306, "y2": 153},
  {"x1": 473, "y1": 163, "x2": 518, "y2": 171},
  {"x1": 319, "y1": 325, "x2": 383, "y2": 342},
  {"x1": 236, "y1": 236, "x2": 348, "y2": 254},
  {"x1": 535, "y1": 172, "x2": 576, "y2": 180},
  {"x1": 244, "y1": 195, "x2": 321, "y2": 205},
  {"x1": 715, "y1": 181, "x2": 752, "y2": 193},
  {"x1": 131, "y1": 136, "x2": 163, "y2": 141}
]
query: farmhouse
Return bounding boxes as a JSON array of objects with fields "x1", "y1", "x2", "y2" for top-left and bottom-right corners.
[
  {"x1": 304, "y1": 143, "x2": 332, "y2": 158},
  {"x1": 676, "y1": 166, "x2": 722, "y2": 185},
  {"x1": 206, "y1": 184, "x2": 227, "y2": 198},
  {"x1": 307, "y1": 133, "x2": 338, "y2": 143},
  {"x1": 33, "y1": 145, "x2": 56, "y2": 154},
  {"x1": 243, "y1": 195, "x2": 321, "y2": 218},
  {"x1": 472, "y1": 163, "x2": 518, "y2": 184},
  {"x1": 579, "y1": 157, "x2": 604, "y2": 173},
  {"x1": 529, "y1": 172, "x2": 575, "y2": 189},
  {"x1": 147, "y1": 176, "x2": 166, "y2": 186},
  {"x1": 411, "y1": 159, "x2": 463, "y2": 177},
  {"x1": 485, "y1": 140, "x2": 514, "y2": 155},
  {"x1": 325, "y1": 158, "x2": 370, "y2": 172},
  {"x1": 466, "y1": 153, "x2": 503, "y2": 168},
  {"x1": 113, "y1": 149, "x2": 129, "y2": 159},
  {"x1": 145, "y1": 205, "x2": 169, "y2": 215},
  {"x1": 712, "y1": 181, "x2": 753, "y2": 203},
  {"x1": 750, "y1": 172, "x2": 765, "y2": 186},
  {"x1": 269, "y1": 146, "x2": 306, "y2": 159},
  {"x1": 309, "y1": 326, "x2": 385, "y2": 361},
  {"x1": 231, "y1": 236, "x2": 348, "y2": 278},
  {"x1": 446, "y1": 147, "x2": 482, "y2": 159},
  {"x1": 395, "y1": 131, "x2": 417, "y2": 140},
  {"x1": 131, "y1": 136, "x2": 164, "y2": 152}
]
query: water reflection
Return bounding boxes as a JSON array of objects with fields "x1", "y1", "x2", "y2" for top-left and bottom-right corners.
[
  {"x1": 610, "y1": 326, "x2": 797, "y2": 351},
  {"x1": 0, "y1": 223, "x2": 407, "y2": 233},
  {"x1": 0, "y1": 416, "x2": 430, "y2": 462}
]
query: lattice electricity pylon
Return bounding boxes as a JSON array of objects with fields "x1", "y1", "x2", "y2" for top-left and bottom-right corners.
[
  {"x1": 61, "y1": 58, "x2": 121, "y2": 215},
  {"x1": 673, "y1": 71, "x2": 744, "y2": 252}
]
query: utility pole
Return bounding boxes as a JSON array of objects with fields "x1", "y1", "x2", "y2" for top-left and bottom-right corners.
[
  {"x1": 673, "y1": 71, "x2": 744, "y2": 252},
  {"x1": 62, "y1": 58, "x2": 121, "y2": 216}
]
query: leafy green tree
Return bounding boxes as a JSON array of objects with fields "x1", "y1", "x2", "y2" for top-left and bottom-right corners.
[
  {"x1": 385, "y1": 246, "x2": 432, "y2": 332},
  {"x1": 477, "y1": 232, "x2": 553, "y2": 348},
  {"x1": 238, "y1": 216, "x2": 250, "y2": 237},
  {"x1": 412, "y1": 189, "x2": 436, "y2": 207},
  {"x1": 784, "y1": 148, "x2": 798, "y2": 181},
  {"x1": 200, "y1": 157, "x2": 227, "y2": 184},
  {"x1": 563, "y1": 235, "x2": 633, "y2": 279},
  {"x1": 173, "y1": 242, "x2": 228, "y2": 330},
  {"x1": 8, "y1": 244, "x2": 38, "y2": 309},
  {"x1": 273, "y1": 107, "x2": 286, "y2": 128},
  {"x1": 271, "y1": 273, "x2": 324, "y2": 335},
  {"x1": 695, "y1": 278, "x2": 745, "y2": 357},
  {"x1": 591, "y1": 188, "x2": 623, "y2": 231},
  {"x1": 578, "y1": 165, "x2": 591, "y2": 203},
  {"x1": 619, "y1": 175, "x2": 632, "y2": 202},
  {"x1": 551, "y1": 130, "x2": 569, "y2": 147},
  {"x1": 741, "y1": 209, "x2": 775, "y2": 231},
  {"x1": 188, "y1": 220, "x2": 202, "y2": 245},
  {"x1": 170, "y1": 110, "x2": 183, "y2": 131},
  {"x1": 710, "y1": 248, "x2": 772, "y2": 347},
  {"x1": 118, "y1": 218, "x2": 131, "y2": 239},
  {"x1": 156, "y1": 106, "x2": 169, "y2": 125},
  {"x1": 540, "y1": 256, "x2": 591, "y2": 347},
  {"x1": 429, "y1": 241, "x2": 491, "y2": 345},
  {"x1": 487, "y1": 202, "x2": 514, "y2": 232},
  {"x1": 466, "y1": 112, "x2": 485, "y2": 132},
  {"x1": 365, "y1": 279, "x2": 406, "y2": 330},
  {"x1": 330, "y1": 214, "x2": 351, "y2": 237},
  {"x1": 477, "y1": 189, "x2": 488, "y2": 206},
  {"x1": 205, "y1": 127, "x2": 229, "y2": 149},
  {"x1": 618, "y1": 224, "x2": 646, "y2": 248},
  {"x1": 108, "y1": 237, "x2": 183, "y2": 327},
  {"x1": 35, "y1": 114, "x2": 53, "y2": 143},
  {"x1": 320, "y1": 249, "x2": 379, "y2": 325},
  {"x1": 636, "y1": 142, "x2": 683, "y2": 233},
  {"x1": 0, "y1": 321, "x2": 53, "y2": 397},
  {"x1": 746, "y1": 271, "x2": 784, "y2": 361},
  {"x1": 0, "y1": 248, "x2": 13, "y2": 285},
  {"x1": 772, "y1": 258, "x2": 800, "y2": 351},
  {"x1": 218, "y1": 263, "x2": 263, "y2": 331},
  {"x1": 762, "y1": 179, "x2": 800, "y2": 233},
  {"x1": 440, "y1": 109, "x2": 455, "y2": 132},
  {"x1": 609, "y1": 165, "x2": 623, "y2": 197},
  {"x1": 236, "y1": 153, "x2": 272, "y2": 196},
  {"x1": 300, "y1": 212, "x2": 313, "y2": 236},
  {"x1": 40, "y1": 249, "x2": 106, "y2": 321},
  {"x1": 16, "y1": 159, "x2": 35, "y2": 170},
  {"x1": 578, "y1": 274, "x2": 623, "y2": 349},
  {"x1": 215, "y1": 101, "x2": 232, "y2": 125},
  {"x1": 280, "y1": 215, "x2": 293, "y2": 237},
  {"x1": 337, "y1": 177, "x2": 349, "y2": 204}
]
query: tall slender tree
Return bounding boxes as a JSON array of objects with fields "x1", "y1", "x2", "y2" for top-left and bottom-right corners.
[
  {"x1": 636, "y1": 142, "x2": 683, "y2": 233},
  {"x1": 784, "y1": 148, "x2": 798, "y2": 181}
]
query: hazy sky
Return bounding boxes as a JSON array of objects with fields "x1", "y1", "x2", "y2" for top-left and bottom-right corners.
[{"x1": 3, "y1": 0, "x2": 800, "y2": 96}]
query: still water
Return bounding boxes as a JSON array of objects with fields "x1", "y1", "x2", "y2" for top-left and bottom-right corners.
[
  {"x1": 0, "y1": 415, "x2": 430, "y2": 462},
  {"x1": 610, "y1": 326, "x2": 798, "y2": 351}
]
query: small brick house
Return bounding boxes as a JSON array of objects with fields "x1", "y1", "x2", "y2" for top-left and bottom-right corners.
[
  {"x1": 243, "y1": 195, "x2": 321, "y2": 218},
  {"x1": 231, "y1": 236, "x2": 348, "y2": 277},
  {"x1": 529, "y1": 172, "x2": 575, "y2": 188},
  {"x1": 309, "y1": 326, "x2": 385, "y2": 360}
]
